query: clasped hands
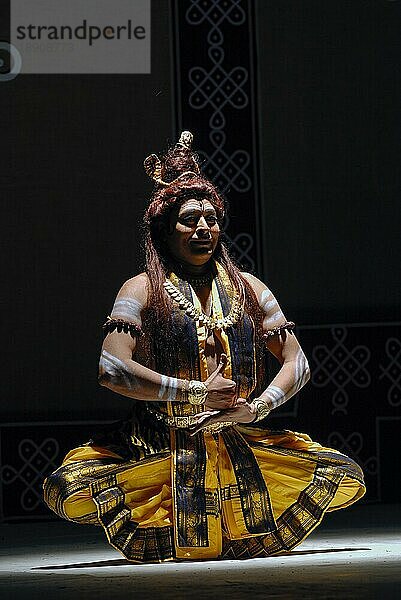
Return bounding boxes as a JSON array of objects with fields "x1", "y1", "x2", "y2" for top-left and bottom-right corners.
[{"x1": 190, "y1": 354, "x2": 256, "y2": 435}]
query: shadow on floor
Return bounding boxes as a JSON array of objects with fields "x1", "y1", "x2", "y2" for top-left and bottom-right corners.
[{"x1": 32, "y1": 547, "x2": 371, "y2": 570}]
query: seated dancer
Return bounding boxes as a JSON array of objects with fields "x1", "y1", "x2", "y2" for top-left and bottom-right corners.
[{"x1": 44, "y1": 131, "x2": 365, "y2": 562}]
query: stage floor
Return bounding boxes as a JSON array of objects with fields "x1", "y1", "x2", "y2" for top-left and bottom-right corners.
[{"x1": 1, "y1": 503, "x2": 400, "y2": 599}]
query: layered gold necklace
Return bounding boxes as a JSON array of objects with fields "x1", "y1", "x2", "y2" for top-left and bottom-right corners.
[{"x1": 163, "y1": 279, "x2": 243, "y2": 331}]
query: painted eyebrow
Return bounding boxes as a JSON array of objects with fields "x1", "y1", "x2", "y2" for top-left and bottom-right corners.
[{"x1": 179, "y1": 208, "x2": 217, "y2": 216}]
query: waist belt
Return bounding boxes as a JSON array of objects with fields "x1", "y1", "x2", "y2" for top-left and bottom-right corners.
[{"x1": 148, "y1": 407, "x2": 235, "y2": 434}]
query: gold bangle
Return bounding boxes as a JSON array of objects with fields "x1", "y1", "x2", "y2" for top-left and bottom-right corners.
[
  {"x1": 188, "y1": 380, "x2": 208, "y2": 405},
  {"x1": 252, "y1": 399, "x2": 271, "y2": 422}
]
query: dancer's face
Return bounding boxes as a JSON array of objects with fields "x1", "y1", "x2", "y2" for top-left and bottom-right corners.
[{"x1": 165, "y1": 198, "x2": 220, "y2": 267}]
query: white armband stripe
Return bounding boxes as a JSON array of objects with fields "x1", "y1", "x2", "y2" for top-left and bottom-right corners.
[
  {"x1": 158, "y1": 375, "x2": 179, "y2": 401},
  {"x1": 111, "y1": 297, "x2": 143, "y2": 323},
  {"x1": 265, "y1": 310, "x2": 285, "y2": 326},
  {"x1": 100, "y1": 350, "x2": 136, "y2": 390}
]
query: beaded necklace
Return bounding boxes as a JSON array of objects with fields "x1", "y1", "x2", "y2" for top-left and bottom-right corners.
[
  {"x1": 163, "y1": 278, "x2": 243, "y2": 331},
  {"x1": 171, "y1": 265, "x2": 214, "y2": 290}
]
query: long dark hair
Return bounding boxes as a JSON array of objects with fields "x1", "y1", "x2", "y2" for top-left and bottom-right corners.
[{"x1": 141, "y1": 143, "x2": 265, "y2": 376}]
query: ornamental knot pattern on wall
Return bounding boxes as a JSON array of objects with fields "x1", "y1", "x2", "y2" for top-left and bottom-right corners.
[
  {"x1": 1, "y1": 438, "x2": 59, "y2": 511},
  {"x1": 186, "y1": 0, "x2": 251, "y2": 192},
  {"x1": 327, "y1": 431, "x2": 377, "y2": 476},
  {"x1": 175, "y1": 0, "x2": 260, "y2": 271},
  {"x1": 379, "y1": 337, "x2": 401, "y2": 407},
  {"x1": 311, "y1": 327, "x2": 371, "y2": 415},
  {"x1": 184, "y1": 0, "x2": 254, "y2": 269}
]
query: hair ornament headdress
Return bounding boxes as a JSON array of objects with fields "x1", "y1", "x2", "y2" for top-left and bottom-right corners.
[
  {"x1": 144, "y1": 130, "x2": 200, "y2": 187},
  {"x1": 143, "y1": 154, "x2": 164, "y2": 185},
  {"x1": 176, "y1": 130, "x2": 194, "y2": 150}
]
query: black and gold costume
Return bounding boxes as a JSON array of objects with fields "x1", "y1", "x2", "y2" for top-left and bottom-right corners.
[{"x1": 43, "y1": 264, "x2": 365, "y2": 562}]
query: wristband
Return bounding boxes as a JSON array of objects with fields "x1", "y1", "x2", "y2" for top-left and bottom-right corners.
[
  {"x1": 188, "y1": 380, "x2": 208, "y2": 405},
  {"x1": 251, "y1": 398, "x2": 272, "y2": 422}
]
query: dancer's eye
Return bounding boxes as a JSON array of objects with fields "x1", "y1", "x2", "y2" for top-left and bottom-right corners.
[{"x1": 181, "y1": 216, "x2": 198, "y2": 226}]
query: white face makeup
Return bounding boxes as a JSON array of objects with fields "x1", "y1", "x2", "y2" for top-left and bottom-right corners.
[{"x1": 165, "y1": 198, "x2": 220, "y2": 268}]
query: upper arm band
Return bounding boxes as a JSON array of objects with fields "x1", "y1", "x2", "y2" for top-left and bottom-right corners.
[{"x1": 102, "y1": 317, "x2": 143, "y2": 339}]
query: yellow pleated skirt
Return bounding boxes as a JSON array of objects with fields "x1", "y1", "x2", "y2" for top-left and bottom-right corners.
[{"x1": 43, "y1": 427, "x2": 365, "y2": 562}]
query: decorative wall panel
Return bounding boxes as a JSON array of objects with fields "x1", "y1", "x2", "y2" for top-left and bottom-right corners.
[
  {"x1": 269, "y1": 322, "x2": 401, "y2": 504},
  {"x1": 172, "y1": 0, "x2": 262, "y2": 271},
  {"x1": 0, "y1": 421, "x2": 111, "y2": 521}
]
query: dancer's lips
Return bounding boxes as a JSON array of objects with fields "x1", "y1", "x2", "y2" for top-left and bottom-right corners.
[
  {"x1": 189, "y1": 239, "x2": 213, "y2": 247},
  {"x1": 188, "y1": 239, "x2": 213, "y2": 253}
]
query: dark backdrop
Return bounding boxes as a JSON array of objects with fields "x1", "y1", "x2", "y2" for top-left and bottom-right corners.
[
  {"x1": 257, "y1": 0, "x2": 400, "y2": 324},
  {"x1": 3, "y1": 2, "x2": 174, "y2": 422},
  {"x1": 1, "y1": 1, "x2": 400, "y2": 518}
]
